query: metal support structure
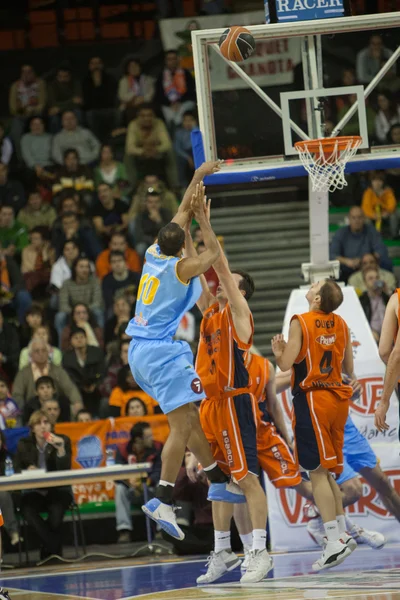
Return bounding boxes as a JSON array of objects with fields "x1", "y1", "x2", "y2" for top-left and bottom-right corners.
[{"x1": 301, "y1": 37, "x2": 314, "y2": 138}]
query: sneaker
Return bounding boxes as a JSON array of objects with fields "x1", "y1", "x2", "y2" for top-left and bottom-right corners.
[
  {"x1": 197, "y1": 550, "x2": 241, "y2": 584},
  {"x1": 0, "y1": 589, "x2": 11, "y2": 600},
  {"x1": 312, "y1": 539, "x2": 351, "y2": 572},
  {"x1": 207, "y1": 481, "x2": 246, "y2": 504},
  {"x1": 240, "y1": 549, "x2": 273, "y2": 583},
  {"x1": 117, "y1": 530, "x2": 131, "y2": 543},
  {"x1": 240, "y1": 546, "x2": 252, "y2": 572},
  {"x1": 322, "y1": 533, "x2": 357, "y2": 553},
  {"x1": 142, "y1": 498, "x2": 184, "y2": 540},
  {"x1": 10, "y1": 532, "x2": 20, "y2": 546},
  {"x1": 307, "y1": 516, "x2": 325, "y2": 547},
  {"x1": 349, "y1": 525, "x2": 385, "y2": 549}
]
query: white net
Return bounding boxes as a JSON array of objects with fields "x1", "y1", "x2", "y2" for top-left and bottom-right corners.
[{"x1": 295, "y1": 137, "x2": 362, "y2": 193}]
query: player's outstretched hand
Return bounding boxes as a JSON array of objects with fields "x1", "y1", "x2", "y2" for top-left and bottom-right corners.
[
  {"x1": 271, "y1": 334, "x2": 287, "y2": 359},
  {"x1": 191, "y1": 182, "x2": 206, "y2": 218},
  {"x1": 196, "y1": 160, "x2": 223, "y2": 178},
  {"x1": 185, "y1": 451, "x2": 199, "y2": 483},
  {"x1": 204, "y1": 198, "x2": 211, "y2": 223},
  {"x1": 375, "y1": 402, "x2": 390, "y2": 432}
]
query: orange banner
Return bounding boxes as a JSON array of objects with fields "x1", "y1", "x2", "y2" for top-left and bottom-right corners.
[{"x1": 55, "y1": 416, "x2": 169, "y2": 504}]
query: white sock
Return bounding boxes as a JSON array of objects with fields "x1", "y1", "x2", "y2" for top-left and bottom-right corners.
[
  {"x1": 336, "y1": 515, "x2": 346, "y2": 535},
  {"x1": 159, "y1": 480, "x2": 174, "y2": 487},
  {"x1": 214, "y1": 530, "x2": 231, "y2": 554},
  {"x1": 252, "y1": 529, "x2": 267, "y2": 552},
  {"x1": 345, "y1": 514, "x2": 356, "y2": 531},
  {"x1": 239, "y1": 532, "x2": 253, "y2": 550},
  {"x1": 203, "y1": 462, "x2": 218, "y2": 472},
  {"x1": 324, "y1": 519, "x2": 340, "y2": 543}
]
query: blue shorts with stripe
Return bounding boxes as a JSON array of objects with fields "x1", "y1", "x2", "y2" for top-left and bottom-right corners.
[
  {"x1": 336, "y1": 416, "x2": 377, "y2": 485},
  {"x1": 128, "y1": 338, "x2": 204, "y2": 414}
]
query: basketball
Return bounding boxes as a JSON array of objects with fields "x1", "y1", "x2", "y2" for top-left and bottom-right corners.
[{"x1": 218, "y1": 26, "x2": 256, "y2": 62}]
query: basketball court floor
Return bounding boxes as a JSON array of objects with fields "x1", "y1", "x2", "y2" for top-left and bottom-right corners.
[{"x1": 1, "y1": 544, "x2": 400, "y2": 600}]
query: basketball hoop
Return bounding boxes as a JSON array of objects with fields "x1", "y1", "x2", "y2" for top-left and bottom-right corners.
[{"x1": 294, "y1": 136, "x2": 362, "y2": 193}]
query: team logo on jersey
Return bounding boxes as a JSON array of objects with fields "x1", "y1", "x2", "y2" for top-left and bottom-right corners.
[
  {"x1": 191, "y1": 378, "x2": 203, "y2": 394},
  {"x1": 316, "y1": 334, "x2": 336, "y2": 346}
]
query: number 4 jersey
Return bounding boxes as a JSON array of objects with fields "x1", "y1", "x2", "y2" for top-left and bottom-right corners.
[
  {"x1": 291, "y1": 310, "x2": 353, "y2": 400},
  {"x1": 126, "y1": 244, "x2": 202, "y2": 341}
]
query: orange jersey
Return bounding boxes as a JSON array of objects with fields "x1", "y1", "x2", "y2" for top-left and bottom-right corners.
[
  {"x1": 196, "y1": 302, "x2": 253, "y2": 399},
  {"x1": 246, "y1": 353, "x2": 270, "y2": 403},
  {"x1": 0, "y1": 509, "x2": 3, "y2": 527},
  {"x1": 291, "y1": 310, "x2": 352, "y2": 400}
]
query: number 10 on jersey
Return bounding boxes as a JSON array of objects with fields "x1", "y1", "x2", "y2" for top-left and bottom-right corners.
[{"x1": 137, "y1": 273, "x2": 160, "y2": 305}]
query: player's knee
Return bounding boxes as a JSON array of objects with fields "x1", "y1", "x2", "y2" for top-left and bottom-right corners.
[
  {"x1": 168, "y1": 403, "x2": 193, "y2": 433},
  {"x1": 365, "y1": 466, "x2": 392, "y2": 495},
  {"x1": 341, "y1": 477, "x2": 363, "y2": 504},
  {"x1": 237, "y1": 472, "x2": 263, "y2": 493}
]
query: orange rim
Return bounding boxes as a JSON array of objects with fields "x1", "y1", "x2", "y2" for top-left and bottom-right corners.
[{"x1": 295, "y1": 136, "x2": 362, "y2": 155}]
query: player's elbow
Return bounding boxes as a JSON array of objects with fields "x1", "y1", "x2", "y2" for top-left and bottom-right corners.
[{"x1": 379, "y1": 341, "x2": 391, "y2": 365}]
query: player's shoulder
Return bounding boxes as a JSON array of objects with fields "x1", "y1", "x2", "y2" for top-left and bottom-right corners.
[{"x1": 146, "y1": 244, "x2": 177, "y2": 262}]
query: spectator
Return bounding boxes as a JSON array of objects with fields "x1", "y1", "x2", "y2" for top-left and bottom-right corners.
[
  {"x1": 19, "y1": 304, "x2": 45, "y2": 347},
  {"x1": 104, "y1": 295, "x2": 132, "y2": 346},
  {"x1": 337, "y1": 93, "x2": 375, "y2": 138},
  {"x1": 83, "y1": 56, "x2": 117, "y2": 142},
  {"x1": 114, "y1": 422, "x2": 162, "y2": 543},
  {"x1": 50, "y1": 240, "x2": 80, "y2": 306},
  {"x1": 62, "y1": 327, "x2": 105, "y2": 416},
  {"x1": 386, "y1": 124, "x2": 400, "y2": 198},
  {"x1": 356, "y1": 34, "x2": 393, "y2": 85},
  {"x1": 52, "y1": 149, "x2": 95, "y2": 208},
  {"x1": 118, "y1": 59, "x2": 155, "y2": 124},
  {"x1": 108, "y1": 365, "x2": 158, "y2": 417},
  {"x1": 94, "y1": 145, "x2": 130, "y2": 201},
  {"x1": 18, "y1": 191, "x2": 57, "y2": 232},
  {"x1": 60, "y1": 302, "x2": 103, "y2": 352},
  {"x1": 125, "y1": 397, "x2": 148, "y2": 417},
  {"x1": 56, "y1": 256, "x2": 103, "y2": 342},
  {"x1": 348, "y1": 252, "x2": 396, "y2": 295},
  {"x1": 9, "y1": 64, "x2": 47, "y2": 155},
  {"x1": 0, "y1": 204, "x2": 29, "y2": 260},
  {"x1": 52, "y1": 111, "x2": 100, "y2": 166},
  {"x1": 155, "y1": 50, "x2": 196, "y2": 130},
  {"x1": 0, "y1": 430, "x2": 20, "y2": 545},
  {"x1": 13, "y1": 339, "x2": 82, "y2": 417},
  {"x1": 21, "y1": 227, "x2": 55, "y2": 296},
  {"x1": 0, "y1": 253, "x2": 32, "y2": 322},
  {"x1": 15, "y1": 410, "x2": 72, "y2": 559},
  {"x1": 174, "y1": 111, "x2": 197, "y2": 188},
  {"x1": 361, "y1": 171, "x2": 398, "y2": 238},
  {"x1": 52, "y1": 212, "x2": 101, "y2": 262},
  {"x1": 133, "y1": 190, "x2": 171, "y2": 255},
  {"x1": 359, "y1": 267, "x2": 390, "y2": 342},
  {"x1": 0, "y1": 378, "x2": 20, "y2": 428},
  {"x1": 330, "y1": 206, "x2": 392, "y2": 282},
  {"x1": 375, "y1": 92, "x2": 400, "y2": 144},
  {"x1": 0, "y1": 163, "x2": 26, "y2": 215},
  {"x1": 19, "y1": 325, "x2": 62, "y2": 370},
  {"x1": 43, "y1": 397, "x2": 62, "y2": 427},
  {"x1": 128, "y1": 174, "x2": 178, "y2": 219},
  {"x1": 102, "y1": 251, "x2": 139, "y2": 318},
  {"x1": 125, "y1": 104, "x2": 178, "y2": 189},
  {"x1": 76, "y1": 408, "x2": 92, "y2": 422},
  {"x1": 92, "y1": 182, "x2": 129, "y2": 241},
  {"x1": 96, "y1": 232, "x2": 141, "y2": 281},
  {"x1": 21, "y1": 116, "x2": 53, "y2": 176},
  {"x1": 196, "y1": 240, "x2": 219, "y2": 296},
  {"x1": 105, "y1": 320, "x2": 130, "y2": 364},
  {"x1": 47, "y1": 68, "x2": 83, "y2": 133},
  {"x1": 99, "y1": 338, "x2": 130, "y2": 400},
  {"x1": 0, "y1": 123, "x2": 13, "y2": 166},
  {"x1": 23, "y1": 375, "x2": 69, "y2": 425},
  {"x1": 0, "y1": 309, "x2": 19, "y2": 382}
]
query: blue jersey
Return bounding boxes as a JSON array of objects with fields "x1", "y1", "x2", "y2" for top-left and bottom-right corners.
[{"x1": 126, "y1": 244, "x2": 202, "y2": 341}]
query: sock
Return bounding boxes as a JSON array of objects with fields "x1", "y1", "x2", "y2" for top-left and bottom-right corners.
[
  {"x1": 336, "y1": 515, "x2": 346, "y2": 535},
  {"x1": 252, "y1": 529, "x2": 267, "y2": 552},
  {"x1": 324, "y1": 519, "x2": 340, "y2": 543},
  {"x1": 203, "y1": 462, "x2": 229, "y2": 484},
  {"x1": 155, "y1": 480, "x2": 175, "y2": 505},
  {"x1": 239, "y1": 532, "x2": 253, "y2": 550},
  {"x1": 214, "y1": 530, "x2": 231, "y2": 554}
]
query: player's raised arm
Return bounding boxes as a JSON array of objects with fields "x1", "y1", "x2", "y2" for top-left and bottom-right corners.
[
  {"x1": 176, "y1": 183, "x2": 220, "y2": 283},
  {"x1": 172, "y1": 160, "x2": 222, "y2": 228},
  {"x1": 271, "y1": 319, "x2": 303, "y2": 372},
  {"x1": 379, "y1": 293, "x2": 398, "y2": 365},
  {"x1": 183, "y1": 218, "x2": 215, "y2": 314}
]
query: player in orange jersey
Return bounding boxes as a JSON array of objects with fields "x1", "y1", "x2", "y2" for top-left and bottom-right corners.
[
  {"x1": 183, "y1": 207, "x2": 273, "y2": 584},
  {"x1": 272, "y1": 279, "x2": 358, "y2": 572},
  {"x1": 376, "y1": 288, "x2": 400, "y2": 433}
]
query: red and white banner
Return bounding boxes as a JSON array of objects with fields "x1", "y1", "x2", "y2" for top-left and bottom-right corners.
[
  {"x1": 159, "y1": 12, "x2": 301, "y2": 91},
  {"x1": 267, "y1": 286, "x2": 400, "y2": 551}
]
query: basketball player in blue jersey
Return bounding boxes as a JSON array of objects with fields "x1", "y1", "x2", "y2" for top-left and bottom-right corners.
[{"x1": 126, "y1": 164, "x2": 243, "y2": 540}]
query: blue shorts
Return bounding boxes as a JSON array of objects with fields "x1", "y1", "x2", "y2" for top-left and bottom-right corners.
[
  {"x1": 128, "y1": 338, "x2": 205, "y2": 414},
  {"x1": 336, "y1": 416, "x2": 377, "y2": 485}
]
